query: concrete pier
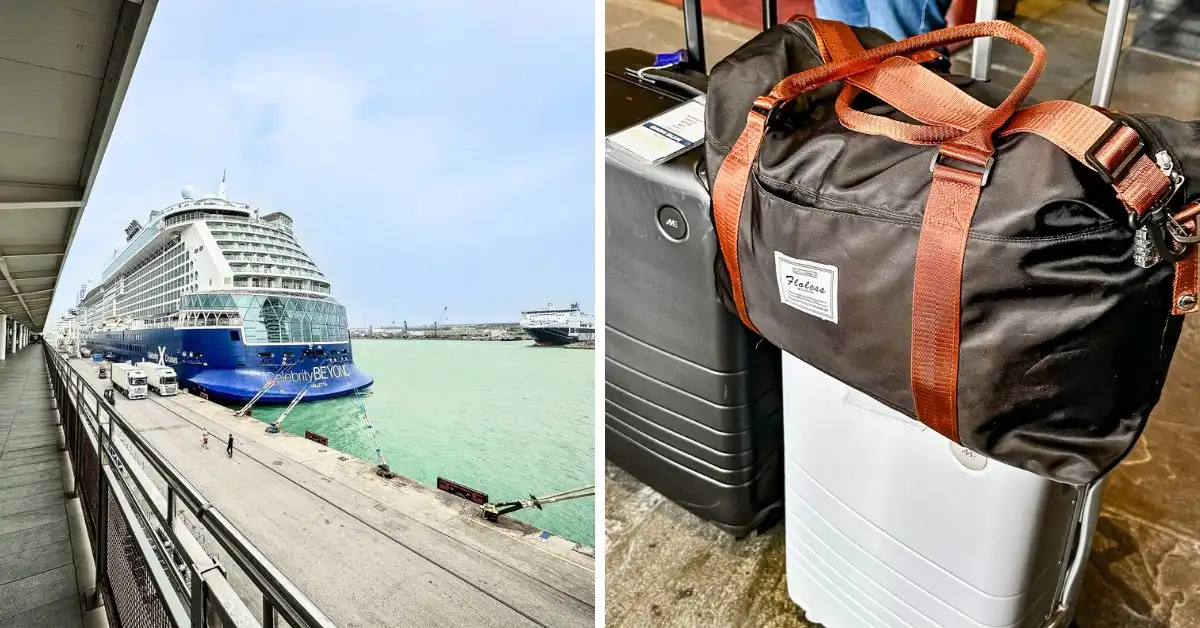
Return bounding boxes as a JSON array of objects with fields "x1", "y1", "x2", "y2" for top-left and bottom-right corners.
[{"x1": 66, "y1": 357, "x2": 594, "y2": 628}]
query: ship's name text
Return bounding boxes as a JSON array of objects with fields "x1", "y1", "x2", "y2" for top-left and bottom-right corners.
[{"x1": 276, "y1": 364, "x2": 351, "y2": 383}]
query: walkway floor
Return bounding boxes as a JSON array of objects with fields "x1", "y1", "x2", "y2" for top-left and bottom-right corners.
[{"x1": 0, "y1": 347, "x2": 83, "y2": 628}]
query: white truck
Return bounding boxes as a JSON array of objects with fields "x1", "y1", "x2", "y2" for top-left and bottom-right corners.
[
  {"x1": 110, "y1": 363, "x2": 148, "y2": 399},
  {"x1": 137, "y1": 362, "x2": 179, "y2": 396}
]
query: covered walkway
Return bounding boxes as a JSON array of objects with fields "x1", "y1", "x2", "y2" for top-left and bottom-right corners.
[{"x1": 0, "y1": 346, "x2": 91, "y2": 627}]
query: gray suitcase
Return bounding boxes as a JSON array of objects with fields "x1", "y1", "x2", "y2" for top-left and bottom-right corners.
[{"x1": 604, "y1": 0, "x2": 785, "y2": 537}]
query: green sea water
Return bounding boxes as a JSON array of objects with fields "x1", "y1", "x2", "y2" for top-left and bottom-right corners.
[{"x1": 236, "y1": 339, "x2": 596, "y2": 546}]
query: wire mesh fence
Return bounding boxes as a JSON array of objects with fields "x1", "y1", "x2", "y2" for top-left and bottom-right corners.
[{"x1": 103, "y1": 489, "x2": 173, "y2": 628}]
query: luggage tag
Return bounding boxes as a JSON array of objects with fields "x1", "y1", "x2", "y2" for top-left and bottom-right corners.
[{"x1": 606, "y1": 95, "x2": 706, "y2": 166}]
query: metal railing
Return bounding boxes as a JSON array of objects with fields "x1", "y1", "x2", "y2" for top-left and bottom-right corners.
[{"x1": 45, "y1": 344, "x2": 337, "y2": 628}]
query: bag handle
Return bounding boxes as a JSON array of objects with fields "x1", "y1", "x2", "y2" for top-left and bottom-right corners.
[
  {"x1": 836, "y1": 57, "x2": 996, "y2": 145},
  {"x1": 795, "y1": 17, "x2": 995, "y2": 146},
  {"x1": 762, "y1": 20, "x2": 1047, "y2": 163}
]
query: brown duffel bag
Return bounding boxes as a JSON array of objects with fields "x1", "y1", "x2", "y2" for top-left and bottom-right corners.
[{"x1": 706, "y1": 18, "x2": 1199, "y2": 484}]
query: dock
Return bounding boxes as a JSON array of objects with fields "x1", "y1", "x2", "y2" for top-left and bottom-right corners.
[{"x1": 65, "y1": 355, "x2": 595, "y2": 628}]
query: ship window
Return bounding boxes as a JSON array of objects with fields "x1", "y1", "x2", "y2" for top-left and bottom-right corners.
[{"x1": 230, "y1": 330, "x2": 241, "y2": 342}]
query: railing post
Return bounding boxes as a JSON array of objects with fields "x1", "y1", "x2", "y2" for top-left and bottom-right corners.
[
  {"x1": 263, "y1": 596, "x2": 276, "y2": 628},
  {"x1": 72, "y1": 400, "x2": 82, "y2": 491},
  {"x1": 190, "y1": 564, "x2": 208, "y2": 627},
  {"x1": 168, "y1": 486, "x2": 176, "y2": 528},
  {"x1": 93, "y1": 419, "x2": 108, "y2": 605}
]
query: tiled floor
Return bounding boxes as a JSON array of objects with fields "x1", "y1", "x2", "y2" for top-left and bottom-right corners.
[
  {"x1": 0, "y1": 347, "x2": 83, "y2": 628},
  {"x1": 604, "y1": 0, "x2": 1200, "y2": 626}
]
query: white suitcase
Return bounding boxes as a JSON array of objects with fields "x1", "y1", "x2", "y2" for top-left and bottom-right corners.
[{"x1": 782, "y1": 353, "x2": 1102, "y2": 628}]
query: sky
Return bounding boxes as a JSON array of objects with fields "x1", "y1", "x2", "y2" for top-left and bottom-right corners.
[{"x1": 51, "y1": 1, "x2": 595, "y2": 327}]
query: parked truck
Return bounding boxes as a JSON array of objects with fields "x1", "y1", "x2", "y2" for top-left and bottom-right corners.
[
  {"x1": 110, "y1": 363, "x2": 148, "y2": 399},
  {"x1": 137, "y1": 362, "x2": 178, "y2": 396}
]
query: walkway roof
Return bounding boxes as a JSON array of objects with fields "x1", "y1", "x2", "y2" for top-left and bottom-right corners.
[{"x1": 0, "y1": 0, "x2": 157, "y2": 331}]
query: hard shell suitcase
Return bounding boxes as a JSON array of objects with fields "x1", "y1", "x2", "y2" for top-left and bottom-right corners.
[
  {"x1": 781, "y1": 352, "x2": 1100, "y2": 628},
  {"x1": 604, "y1": 1, "x2": 786, "y2": 536}
]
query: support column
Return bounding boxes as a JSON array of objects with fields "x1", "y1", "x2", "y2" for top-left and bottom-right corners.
[{"x1": 0, "y1": 314, "x2": 6, "y2": 360}]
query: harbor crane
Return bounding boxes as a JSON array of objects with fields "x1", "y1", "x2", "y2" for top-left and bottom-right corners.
[
  {"x1": 481, "y1": 485, "x2": 595, "y2": 522},
  {"x1": 432, "y1": 306, "x2": 448, "y2": 338}
]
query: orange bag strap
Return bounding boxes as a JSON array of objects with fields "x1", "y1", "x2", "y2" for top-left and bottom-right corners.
[
  {"x1": 1172, "y1": 202, "x2": 1200, "y2": 315},
  {"x1": 766, "y1": 20, "x2": 1046, "y2": 160},
  {"x1": 835, "y1": 58, "x2": 993, "y2": 144},
  {"x1": 999, "y1": 101, "x2": 1171, "y2": 217},
  {"x1": 797, "y1": 17, "x2": 995, "y2": 145}
]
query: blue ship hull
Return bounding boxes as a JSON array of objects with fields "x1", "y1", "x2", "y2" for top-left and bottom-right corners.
[{"x1": 85, "y1": 327, "x2": 373, "y2": 403}]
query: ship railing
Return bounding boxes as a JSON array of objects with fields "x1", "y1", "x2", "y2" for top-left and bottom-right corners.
[
  {"x1": 163, "y1": 211, "x2": 294, "y2": 236},
  {"x1": 229, "y1": 264, "x2": 324, "y2": 280},
  {"x1": 43, "y1": 344, "x2": 337, "y2": 628}
]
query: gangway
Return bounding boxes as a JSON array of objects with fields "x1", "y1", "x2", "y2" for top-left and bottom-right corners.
[
  {"x1": 235, "y1": 360, "x2": 299, "y2": 416},
  {"x1": 482, "y1": 485, "x2": 596, "y2": 522}
]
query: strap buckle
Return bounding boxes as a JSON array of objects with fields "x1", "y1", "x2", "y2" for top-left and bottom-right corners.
[
  {"x1": 1167, "y1": 201, "x2": 1200, "y2": 244},
  {"x1": 751, "y1": 95, "x2": 787, "y2": 128},
  {"x1": 1148, "y1": 213, "x2": 1191, "y2": 264},
  {"x1": 1130, "y1": 166, "x2": 1185, "y2": 230},
  {"x1": 1145, "y1": 192, "x2": 1192, "y2": 264},
  {"x1": 930, "y1": 152, "x2": 994, "y2": 187},
  {"x1": 1085, "y1": 120, "x2": 1143, "y2": 186}
]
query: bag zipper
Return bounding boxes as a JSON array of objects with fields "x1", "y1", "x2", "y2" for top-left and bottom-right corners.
[
  {"x1": 1110, "y1": 112, "x2": 1186, "y2": 200},
  {"x1": 781, "y1": 19, "x2": 825, "y2": 60}
]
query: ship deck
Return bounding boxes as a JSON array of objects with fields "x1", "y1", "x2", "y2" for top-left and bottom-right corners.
[{"x1": 65, "y1": 357, "x2": 595, "y2": 627}]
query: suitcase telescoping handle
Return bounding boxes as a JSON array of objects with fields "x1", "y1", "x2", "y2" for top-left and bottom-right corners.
[
  {"x1": 1044, "y1": 479, "x2": 1105, "y2": 628},
  {"x1": 681, "y1": 0, "x2": 780, "y2": 72}
]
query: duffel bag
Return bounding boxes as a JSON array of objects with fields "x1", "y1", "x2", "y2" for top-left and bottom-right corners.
[{"x1": 706, "y1": 18, "x2": 1198, "y2": 485}]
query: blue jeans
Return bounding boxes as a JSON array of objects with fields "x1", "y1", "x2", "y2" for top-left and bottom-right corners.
[{"x1": 814, "y1": 0, "x2": 952, "y2": 40}]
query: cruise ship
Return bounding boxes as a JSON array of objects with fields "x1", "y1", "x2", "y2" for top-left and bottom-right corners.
[
  {"x1": 77, "y1": 179, "x2": 373, "y2": 403},
  {"x1": 520, "y1": 303, "x2": 595, "y2": 346}
]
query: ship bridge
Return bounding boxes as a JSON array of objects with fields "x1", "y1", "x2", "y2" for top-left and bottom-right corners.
[{"x1": 0, "y1": 0, "x2": 156, "y2": 353}]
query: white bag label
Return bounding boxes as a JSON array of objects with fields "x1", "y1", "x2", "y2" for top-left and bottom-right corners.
[
  {"x1": 605, "y1": 96, "x2": 706, "y2": 165},
  {"x1": 774, "y1": 251, "x2": 838, "y2": 323}
]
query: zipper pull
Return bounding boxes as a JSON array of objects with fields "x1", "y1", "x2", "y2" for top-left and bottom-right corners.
[{"x1": 1155, "y1": 150, "x2": 1185, "y2": 189}]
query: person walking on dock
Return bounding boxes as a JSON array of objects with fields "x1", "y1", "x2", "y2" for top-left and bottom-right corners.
[
  {"x1": 226, "y1": 434, "x2": 234, "y2": 458},
  {"x1": 202, "y1": 431, "x2": 209, "y2": 449}
]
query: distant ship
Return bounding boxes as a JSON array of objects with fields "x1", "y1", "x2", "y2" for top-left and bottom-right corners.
[
  {"x1": 520, "y1": 303, "x2": 595, "y2": 346},
  {"x1": 76, "y1": 178, "x2": 373, "y2": 403}
]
